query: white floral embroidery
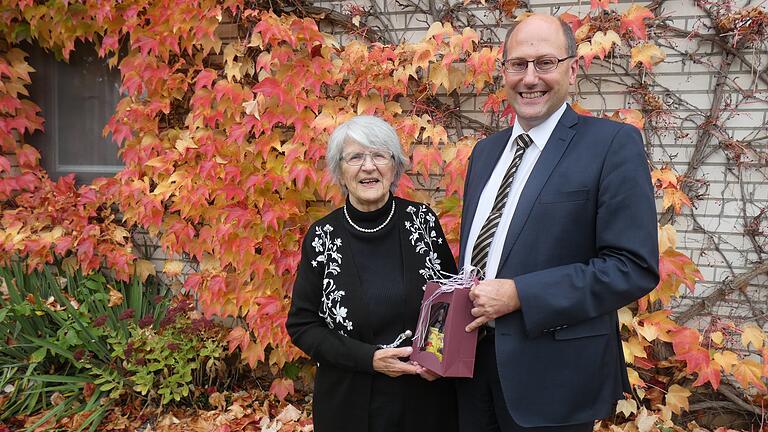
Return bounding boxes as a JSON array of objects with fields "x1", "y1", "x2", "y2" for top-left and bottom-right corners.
[
  {"x1": 405, "y1": 205, "x2": 444, "y2": 280},
  {"x1": 310, "y1": 224, "x2": 353, "y2": 334}
]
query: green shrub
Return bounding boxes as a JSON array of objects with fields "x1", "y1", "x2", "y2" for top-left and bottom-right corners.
[{"x1": 0, "y1": 261, "x2": 229, "y2": 431}]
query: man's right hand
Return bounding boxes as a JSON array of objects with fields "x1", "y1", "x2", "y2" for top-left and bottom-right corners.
[{"x1": 372, "y1": 347, "x2": 419, "y2": 377}]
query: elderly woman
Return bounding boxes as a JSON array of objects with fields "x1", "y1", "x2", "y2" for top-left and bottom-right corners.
[{"x1": 286, "y1": 115, "x2": 458, "y2": 432}]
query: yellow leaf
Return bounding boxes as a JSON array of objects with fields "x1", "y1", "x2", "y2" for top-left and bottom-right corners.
[
  {"x1": 630, "y1": 43, "x2": 666, "y2": 70},
  {"x1": 627, "y1": 367, "x2": 646, "y2": 388},
  {"x1": 134, "y1": 259, "x2": 156, "y2": 283},
  {"x1": 652, "y1": 167, "x2": 678, "y2": 189},
  {"x1": 429, "y1": 63, "x2": 450, "y2": 92},
  {"x1": 636, "y1": 407, "x2": 658, "y2": 432},
  {"x1": 61, "y1": 256, "x2": 78, "y2": 275},
  {"x1": 591, "y1": 30, "x2": 622, "y2": 59},
  {"x1": 616, "y1": 398, "x2": 637, "y2": 417},
  {"x1": 574, "y1": 23, "x2": 591, "y2": 43},
  {"x1": 710, "y1": 331, "x2": 724, "y2": 346},
  {"x1": 110, "y1": 226, "x2": 130, "y2": 244},
  {"x1": 385, "y1": 101, "x2": 403, "y2": 115},
  {"x1": 38, "y1": 227, "x2": 64, "y2": 243},
  {"x1": 108, "y1": 287, "x2": 124, "y2": 307},
  {"x1": 200, "y1": 255, "x2": 219, "y2": 272},
  {"x1": 351, "y1": 15, "x2": 360, "y2": 27},
  {"x1": 732, "y1": 359, "x2": 766, "y2": 391},
  {"x1": 741, "y1": 324, "x2": 765, "y2": 349},
  {"x1": 447, "y1": 64, "x2": 467, "y2": 93},
  {"x1": 247, "y1": 32, "x2": 262, "y2": 48},
  {"x1": 174, "y1": 132, "x2": 198, "y2": 154},
  {"x1": 662, "y1": 188, "x2": 692, "y2": 214},
  {"x1": 664, "y1": 384, "x2": 690, "y2": 415},
  {"x1": 426, "y1": 21, "x2": 454, "y2": 44},
  {"x1": 713, "y1": 350, "x2": 739, "y2": 373},
  {"x1": 623, "y1": 336, "x2": 648, "y2": 364},
  {"x1": 618, "y1": 306, "x2": 633, "y2": 331},
  {"x1": 242, "y1": 339, "x2": 265, "y2": 367},
  {"x1": 357, "y1": 93, "x2": 383, "y2": 115},
  {"x1": 658, "y1": 224, "x2": 677, "y2": 252},
  {"x1": 163, "y1": 260, "x2": 185, "y2": 277},
  {"x1": 412, "y1": 42, "x2": 436, "y2": 70},
  {"x1": 242, "y1": 99, "x2": 261, "y2": 120}
]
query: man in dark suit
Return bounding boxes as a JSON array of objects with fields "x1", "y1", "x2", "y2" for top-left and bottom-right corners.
[{"x1": 458, "y1": 14, "x2": 660, "y2": 432}]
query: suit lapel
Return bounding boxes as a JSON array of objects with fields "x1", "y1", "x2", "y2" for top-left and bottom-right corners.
[
  {"x1": 497, "y1": 107, "x2": 579, "y2": 269},
  {"x1": 460, "y1": 128, "x2": 513, "y2": 257}
]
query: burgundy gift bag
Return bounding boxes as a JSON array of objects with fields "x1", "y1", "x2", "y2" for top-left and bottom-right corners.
[{"x1": 410, "y1": 281, "x2": 478, "y2": 377}]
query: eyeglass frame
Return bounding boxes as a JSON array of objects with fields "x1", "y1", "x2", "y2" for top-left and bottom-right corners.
[
  {"x1": 340, "y1": 150, "x2": 395, "y2": 166},
  {"x1": 500, "y1": 56, "x2": 575, "y2": 74}
]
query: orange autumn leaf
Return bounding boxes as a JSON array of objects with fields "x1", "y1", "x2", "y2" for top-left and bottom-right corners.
[
  {"x1": 713, "y1": 350, "x2": 739, "y2": 374},
  {"x1": 623, "y1": 336, "x2": 649, "y2": 364},
  {"x1": 226, "y1": 326, "x2": 251, "y2": 353},
  {"x1": 425, "y1": 21, "x2": 454, "y2": 44},
  {"x1": 107, "y1": 286, "x2": 124, "y2": 307},
  {"x1": 269, "y1": 378, "x2": 295, "y2": 401},
  {"x1": 242, "y1": 339, "x2": 265, "y2": 367},
  {"x1": 658, "y1": 224, "x2": 677, "y2": 252},
  {"x1": 411, "y1": 145, "x2": 444, "y2": 183},
  {"x1": 652, "y1": 166, "x2": 679, "y2": 189},
  {"x1": 570, "y1": 101, "x2": 593, "y2": 116},
  {"x1": 559, "y1": 12, "x2": 585, "y2": 36},
  {"x1": 658, "y1": 248, "x2": 703, "y2": 294},
  {"x1": 577, "y1": 30, "x2": 621, "y2": 69},
  {"x1": 664, "y1": 384, "x2": 691, "y2": 414},
  {"x1": 621, "y1": 5, "x2": 655, "y2": 40},
  {"x1": 763, "y1": 348, "x2": 768, "y2": 377},
  {"x1": 692, "y1": 360, "x2": 721, "y2": 389},
  {"x1": 449, "y1": 27, "x2": 479, "y2": 54},
  {"x1": 741, "y1": 324, "x2": 765, "y2": 350},
  {"x1": 732, "y1": 359, "x2": 767, "y2": 391},
  {"x1": 662, "y1": 188, "x2": 692, "y2": 214},
  {"x1": 636, "y1": 310, "x2": 678, "y2": 343},
  {"x1": 590, "y1": 0, "x2": 617, "y2": 10},
  {"x1": 630, "y1": 43, "x2": 667, "y2": 70},
  {"x1": 608, "y1": 108, "x2": 645, "y2": 130},
  {"x1": 672, "y1": 327, "x2": 711, "y2": 376}
]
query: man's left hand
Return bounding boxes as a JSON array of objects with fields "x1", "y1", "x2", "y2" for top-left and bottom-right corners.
[{"x1": 466, "y1": 279, "x2": 520, "y2": 332}]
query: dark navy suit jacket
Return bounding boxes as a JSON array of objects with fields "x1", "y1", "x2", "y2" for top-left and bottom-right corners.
[{"x1": 459, "y1": 105, "x2": 660, "y2": 427}]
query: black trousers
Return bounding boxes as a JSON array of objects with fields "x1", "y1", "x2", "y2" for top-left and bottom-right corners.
[{"x1": 455, "y1": 331, "x2": 594, "y2": 432}]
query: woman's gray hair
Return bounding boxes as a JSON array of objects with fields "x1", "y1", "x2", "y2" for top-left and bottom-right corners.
[{"x1": 326, "y1": 115, "x2": 409, "y2": 193}]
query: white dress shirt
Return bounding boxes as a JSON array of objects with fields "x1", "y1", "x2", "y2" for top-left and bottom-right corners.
[{"x1": 463, "y1": 103, "x2": 568, "y2": 279}]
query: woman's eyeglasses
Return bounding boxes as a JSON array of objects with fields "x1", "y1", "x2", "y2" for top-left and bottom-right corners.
[{"x1": 341, "y1": 150, "x2": 394, "y2": 166}]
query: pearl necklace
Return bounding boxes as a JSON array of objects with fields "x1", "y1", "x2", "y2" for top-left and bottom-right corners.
[{"x1": 344, "y1": 199, "x2": 396, "y2": 233}]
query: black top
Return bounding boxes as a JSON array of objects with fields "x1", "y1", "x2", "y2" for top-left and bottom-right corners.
[
  {"x1": 286, "y1": 196, "x2": 458, "y2": 432},
  {"x1": 344, "y1": 194, "x2": 408, "y2": 347}
]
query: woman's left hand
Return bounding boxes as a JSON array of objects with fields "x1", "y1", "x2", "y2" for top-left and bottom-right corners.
[{"x1": 412, "y1": 362, "x2": 440, "y2": 381}]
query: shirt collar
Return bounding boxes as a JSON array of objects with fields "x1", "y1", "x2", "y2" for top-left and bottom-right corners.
[{"x1": 510, "y1": 102, "x2": 568, "y2": 151}]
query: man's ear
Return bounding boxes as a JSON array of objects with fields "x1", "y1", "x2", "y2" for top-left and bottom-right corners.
[{"x1": 568, "y1": 57, "x2": 579, "y2": 85}]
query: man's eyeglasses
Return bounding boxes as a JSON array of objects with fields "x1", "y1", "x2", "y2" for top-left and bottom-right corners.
[
  {"x1": 341, "y1": 150, "x2": 394, "y2": 166},
  {"x1": 500, "y1": 56, "x2": 574, "y2": 74}
]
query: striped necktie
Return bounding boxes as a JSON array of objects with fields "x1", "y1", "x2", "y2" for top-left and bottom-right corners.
[{"x1": 470, "y1": 133, "x2": 534, "y2": 275}]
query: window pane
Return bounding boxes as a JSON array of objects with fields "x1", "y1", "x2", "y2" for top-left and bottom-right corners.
[{"x1": 25, "y1": 41, "x2": 123, "y2": 184}]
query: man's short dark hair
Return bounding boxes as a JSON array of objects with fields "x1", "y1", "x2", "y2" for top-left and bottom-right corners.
[{"x1": 502, "y1": 17, "x2": 577, "y2": 61}]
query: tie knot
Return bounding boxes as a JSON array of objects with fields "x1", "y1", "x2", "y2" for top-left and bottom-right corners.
[{"x1": 514, "y1": 133, "x2": 533, "y2": 150}]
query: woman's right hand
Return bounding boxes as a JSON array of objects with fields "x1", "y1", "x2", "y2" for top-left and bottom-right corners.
[{"x1": 372, "y1": 347, "x2": 420, "y2": 377}]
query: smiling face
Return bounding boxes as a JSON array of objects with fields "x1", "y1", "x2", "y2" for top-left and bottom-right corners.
[
  {"x1": 340, "y1": 139, "x2": 395, "y2": 212},
  {"x1": 503, "y1": 15, "x2": 578, "y2": 131}
]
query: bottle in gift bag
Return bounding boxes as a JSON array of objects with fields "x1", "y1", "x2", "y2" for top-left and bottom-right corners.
[{"x1": 421, "y1": 302, "x2": 449, "y2": 361}]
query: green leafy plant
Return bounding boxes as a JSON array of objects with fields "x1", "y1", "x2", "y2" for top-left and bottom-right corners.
[{"x1": 0, "y1": 261, "x2": 227, "y2": 430}]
